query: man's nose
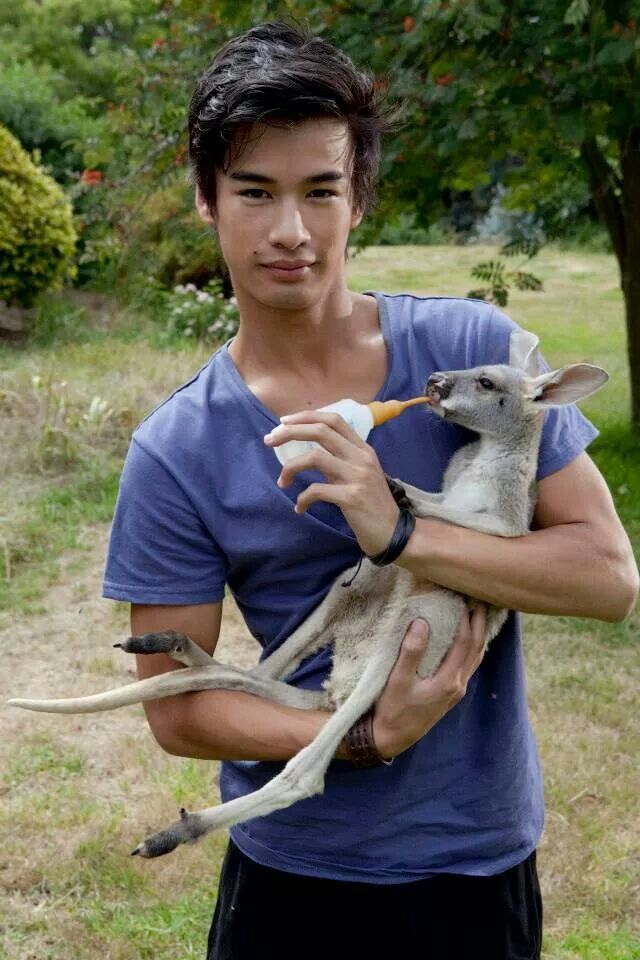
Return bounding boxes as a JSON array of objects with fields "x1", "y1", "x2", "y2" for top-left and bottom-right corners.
[{"x1": 268, "y1": 202, "x2": 311, "y2": 247}]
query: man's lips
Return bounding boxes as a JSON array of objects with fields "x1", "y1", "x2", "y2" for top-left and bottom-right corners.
[
  {"x1": 262, "y1": 261, "x2": 314, "y2": 270},
  {"x1": 262, "y1": 262, "x2": 314, "y2": 279}
]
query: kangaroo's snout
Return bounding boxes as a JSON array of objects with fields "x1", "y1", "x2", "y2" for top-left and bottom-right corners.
[{"x1": 426, "y1": 373, "x2": 452, "y2": 401}]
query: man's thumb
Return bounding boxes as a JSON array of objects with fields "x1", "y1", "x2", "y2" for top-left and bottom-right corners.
[{"x1": 400, "y1": 618, "x2": 430, "y2": 660}]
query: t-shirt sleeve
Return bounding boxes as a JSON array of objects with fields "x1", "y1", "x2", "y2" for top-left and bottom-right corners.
[
  {"x1": 484, "y1": 305, "x2": 600, "y2": 481},
  {"x1": 103, "y1": 437, "x2": 228, "y2": 605}
]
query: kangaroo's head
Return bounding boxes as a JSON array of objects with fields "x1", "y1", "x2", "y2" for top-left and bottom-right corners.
[{"x1": 424, "y1": 329, "x2": 609, "y2": 437}]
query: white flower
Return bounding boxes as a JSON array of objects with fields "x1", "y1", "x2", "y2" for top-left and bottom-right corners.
[{"x1": 84, "y1": 396, "x2": 111, "y2": 424}]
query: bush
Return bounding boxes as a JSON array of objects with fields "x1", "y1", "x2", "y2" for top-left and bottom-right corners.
[
  {"x1": 351, "y1": 203, "x2": 455, "y2": 248},
  {"x1": 0, "y1": 124, "x2": 77, "y2": 308},
  {"x1": 377, "y1": 210, "x2": 440, "y2": 245},
  {"x1": 154, "y1": 279, "x2": 240, "y2": 345},
  {"x1": 550, "y1": 218, "x2": 613, "y2": 254},
  {"x1": 0, "y1": 60, "x2": 103, "y2": 185},
  {"x1": 115, "y1": 177, "x2": 231, "y2": 297}
]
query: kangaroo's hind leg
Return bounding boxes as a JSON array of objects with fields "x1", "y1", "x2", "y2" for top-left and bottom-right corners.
[
  {"x1": 253, "y1": 556, "x2": 369, "y2": 681},
  {"x1": 131, "y1": 637, "x2": 402, "y2": 859}
]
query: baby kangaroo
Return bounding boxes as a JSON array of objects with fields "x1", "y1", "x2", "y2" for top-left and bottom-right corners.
[{"x1": 9, "y1": 329, "x2": 608, "y2": 859}]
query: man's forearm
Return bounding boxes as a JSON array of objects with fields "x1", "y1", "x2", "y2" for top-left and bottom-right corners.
[
  {"x1": 397, "y1": 517, "x2": 636, "y2": 622},
  {"x1": 154, "y1": 687, "x2": 351, "y2": 762}
]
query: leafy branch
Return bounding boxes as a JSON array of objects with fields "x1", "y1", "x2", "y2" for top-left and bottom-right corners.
[{"x1": 467, "y1": 241, "x2": 543, "y2": 307}]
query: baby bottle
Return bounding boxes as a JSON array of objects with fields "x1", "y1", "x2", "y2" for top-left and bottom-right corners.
[{"x1": 271, "y1": 396, "x2": 431, "y2": 466}]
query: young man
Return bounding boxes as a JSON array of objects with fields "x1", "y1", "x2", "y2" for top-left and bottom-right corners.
[{"x1": 103, "y1": 21, "x2": 638, "y2": 960}]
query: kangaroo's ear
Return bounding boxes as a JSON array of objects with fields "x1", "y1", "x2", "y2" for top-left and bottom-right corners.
[
  {"x1": 527, "y1": 364, "x2": 609, "y2": 406},
  {"x1": 509, "y1": 329, "x2": 541, "y2": 375}
]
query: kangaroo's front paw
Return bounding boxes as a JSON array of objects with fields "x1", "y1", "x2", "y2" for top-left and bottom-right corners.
[
  {"x1": 115, "y1": 631, "x2": 189, "y2": 657},
  {"x1": 131, "y1": 807, "x2": 208, "y2": 859}
]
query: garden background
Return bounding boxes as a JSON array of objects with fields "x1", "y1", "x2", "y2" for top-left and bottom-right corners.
[{"x1": 0, "y1": 2, "x2": 639, "y2": 958}]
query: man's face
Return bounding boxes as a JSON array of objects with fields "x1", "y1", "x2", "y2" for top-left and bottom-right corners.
[{"x1": 196, "y1": 117, "x2": 363, "y2": 310}]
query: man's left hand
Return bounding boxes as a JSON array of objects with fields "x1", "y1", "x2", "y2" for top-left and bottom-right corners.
[{"x1": 263, "y1": 410, "x2": 399, "y2": 557}]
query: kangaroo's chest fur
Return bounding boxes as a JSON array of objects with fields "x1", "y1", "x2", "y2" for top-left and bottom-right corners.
[{"x1": 443, "y1": 437, "x2": 538, "y2": 529}]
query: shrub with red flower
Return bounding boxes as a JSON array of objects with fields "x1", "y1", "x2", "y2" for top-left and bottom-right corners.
[{"x1": 80, "y1": 169, "x2": 102, "y2": 186}]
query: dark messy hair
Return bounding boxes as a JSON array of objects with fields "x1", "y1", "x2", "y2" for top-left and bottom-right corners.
[{"x1": 187, "y1": 19, "x2": 405, "y2": 219}]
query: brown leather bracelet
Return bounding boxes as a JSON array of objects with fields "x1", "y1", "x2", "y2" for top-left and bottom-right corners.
[{"x1": 345, "y1": 707, "x2": 394, "y2": 768}]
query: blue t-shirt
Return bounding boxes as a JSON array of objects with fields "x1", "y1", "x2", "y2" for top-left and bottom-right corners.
[{"x1": 103, "y1": 293, "x2": 598, "y2": 882}]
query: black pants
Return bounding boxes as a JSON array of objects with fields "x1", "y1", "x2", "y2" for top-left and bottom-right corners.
[{"x1": 206, "y1": 840, "x2": 543, "y2": 960}]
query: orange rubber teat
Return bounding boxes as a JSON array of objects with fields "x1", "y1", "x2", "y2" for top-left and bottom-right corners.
[{"x1": 367, "y1": 395, "x2": 432, "y2": 426}]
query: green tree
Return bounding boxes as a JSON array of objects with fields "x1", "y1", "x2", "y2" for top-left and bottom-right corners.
[
  {"x1": 299, "y1": 0, "x2": 640, "y2": 426},
  {"x1": 0, "y1": 0, "x2": 255, "y2": 289}
]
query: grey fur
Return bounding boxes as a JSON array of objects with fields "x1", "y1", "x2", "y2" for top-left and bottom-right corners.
[{"x1": 8, "y1": 329, "x2": 608, "y2": 859}]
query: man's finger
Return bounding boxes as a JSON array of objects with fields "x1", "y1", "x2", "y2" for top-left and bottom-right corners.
[
  {"x1": 432, "y1": 603, "x2": 488, "y2": 676},
  {"x1": 393, "y1": 618, "x2": 430, "y2": 674},
  {"x1": 466, "y1": 602, "x2": 489, "y2": 667},
  {"x1": 470, "y1": 602, "x2": 488, "y2": 634}
]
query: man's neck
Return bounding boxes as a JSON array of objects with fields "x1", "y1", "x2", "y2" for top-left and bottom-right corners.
[{"x1": 228, "y1": 286, "x2": 366, "y2": 382}]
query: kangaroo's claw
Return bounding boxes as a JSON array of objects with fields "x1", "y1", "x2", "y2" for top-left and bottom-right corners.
[
  {"x1": 115, "y1": 631, "x2": 189, "y2": 656},
  {"x1": 131, "y1": 807, "x2": 209, "y2": 859}
]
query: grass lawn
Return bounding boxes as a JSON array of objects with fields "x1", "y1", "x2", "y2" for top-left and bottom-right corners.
[{"x1": 1, "y1": 245, "x2": 638, "y2": 959}]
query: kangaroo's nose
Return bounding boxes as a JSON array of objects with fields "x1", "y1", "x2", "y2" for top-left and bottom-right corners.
[{"x1": 425, "y1": 373, "x2": 452, "y2": 400}]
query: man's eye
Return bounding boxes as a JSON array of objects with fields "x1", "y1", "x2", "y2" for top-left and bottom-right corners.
[
  {"x1": 479, "y1": 377, "x2": 495, "y2": 390},
  {"x1": 238, "y1": 189, "x2": 337, "y2": 199}
]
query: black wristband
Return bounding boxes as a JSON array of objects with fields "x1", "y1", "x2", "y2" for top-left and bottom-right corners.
[{"x1": 366, "y1": 507, "x2": 416, "y2": 567}]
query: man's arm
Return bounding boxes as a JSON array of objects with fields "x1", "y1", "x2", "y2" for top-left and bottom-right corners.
[
  {"x1": 131, "y1": 601, "x2": 335, "y2": 761},
  {"x1": 131, "y1": 600, "x2": 490, "y2": 763},
  {"x1": 396, "y1": 452, "x2": 639, "y2": 622}
]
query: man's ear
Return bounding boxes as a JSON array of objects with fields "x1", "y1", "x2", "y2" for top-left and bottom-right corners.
[
  {"x1": 350, "y1": 205, "x2": 364, "y2": 230},
  {"x1": 195, "y1": 186, "x2": 216, "y2": 228}
]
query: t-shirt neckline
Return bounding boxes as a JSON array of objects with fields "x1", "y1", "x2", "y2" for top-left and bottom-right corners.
[{"x1": 220, "y1": 291, "x2": 394, "y2": 426}]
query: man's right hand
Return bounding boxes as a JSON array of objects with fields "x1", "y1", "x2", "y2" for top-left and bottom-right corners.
[{"x1": 372, "y1": 604, "x2": 488, "y2": 760}]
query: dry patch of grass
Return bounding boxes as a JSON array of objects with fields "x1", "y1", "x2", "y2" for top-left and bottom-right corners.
[
  {"x1": 1, "y1": 526, "x2": 259, "y2": 959},
  {"x1": 0, "y1": 315, "x2": 212, "y2": 611}
]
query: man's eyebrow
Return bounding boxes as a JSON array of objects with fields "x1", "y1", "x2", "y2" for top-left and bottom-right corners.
[{"x1": 228, "y1": 170, "x2": 345, "y2": 184}]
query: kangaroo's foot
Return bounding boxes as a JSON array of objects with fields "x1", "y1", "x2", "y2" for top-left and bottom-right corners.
[
  {"x1": 130, "y1": 748, "x2": 329, "y2": 859},
  {"x1": 115, "y1": 631, "x2": 213, "y2": 667},
  {"x1": 131, "y1": 807, "x2": 209, "y2": 858}
]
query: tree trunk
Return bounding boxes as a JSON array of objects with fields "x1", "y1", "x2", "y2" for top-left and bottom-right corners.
[
  {"x1": 621, "y1": 265, "x2": 640, "y2": 430},
  {"x1": 621, "y1": 128, "x2": 640, "y2": 429},
  {"x1": 581, "y1": 131, "x2": 640, "y2": 429}
]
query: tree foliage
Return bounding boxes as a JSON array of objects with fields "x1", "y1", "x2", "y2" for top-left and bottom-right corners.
[
  {"x1": 296, "y1": 0, "x2": 640, "y2": 424},
  {"x1": 2, "y1": 0, "x2": 640, "y2": 421},
  {"x1": 0, "y1": 125, "x2": 77, "y2": 308}
]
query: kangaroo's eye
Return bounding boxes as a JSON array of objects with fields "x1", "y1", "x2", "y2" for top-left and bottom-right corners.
[{"x1": 479, "y1": 377, "x2": 495, "y2": 390}]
